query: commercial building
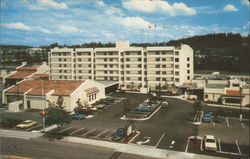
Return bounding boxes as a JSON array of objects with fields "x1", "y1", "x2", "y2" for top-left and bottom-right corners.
[
  {"x1": 2, "y1": 79, "x2": 105, "y2": 112},
  {"x1": 49, "y1": 41, "x2": 193, "y2": 93}
]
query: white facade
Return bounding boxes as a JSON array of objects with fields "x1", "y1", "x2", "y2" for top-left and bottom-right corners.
[{"x1": 49, "y1": 41, "x2": 194, "y2": 92}]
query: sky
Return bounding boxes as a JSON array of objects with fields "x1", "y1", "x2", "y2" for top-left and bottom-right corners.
[{"x1": 1, "y1": 0, "x2": 249, "y2": 46}]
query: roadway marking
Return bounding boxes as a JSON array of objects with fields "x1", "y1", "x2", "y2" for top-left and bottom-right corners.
[
  {"x1": 185, "y1": 137, "x2": 190, "y2": 152},
  {"x1": 59, "y1": 127, "x2": 73, "y2": 133},
  {"x1": 218, "y1": 138, "x2": 221, "y2": 152},
  {"x1": 213, "y1": 122, "x2": 215, "y2": 126},
  {"x1": 241, "y1": 122, "x2": 245, "y2": 129},
  {"x1": 235, "y1": 140, "x2": 241, "y2": 155},
  {"x1": 169, "y1": 140, "x2": 175, "y2": 148},
  {"x1": 94, "y1": 130, "x2": 108, "y2": 138},
  {"x1": 69, "y1": 128, "x2": 85, "y2": 135},
  {"x1": 26, "y1": 124, "x2": 42, "y2": 131},
  {"x1": 155, "y1": 133, "x2": 165, "y2": 148},
  {"x1": 226, "y1": 117, "x2": 229, "y2": 127},
  {"x1": 82, "y1": 129, "x2": 96, "y2": 136},
  {"x1": 136, "y1": 137, "x2": 151, "y2": 145}
]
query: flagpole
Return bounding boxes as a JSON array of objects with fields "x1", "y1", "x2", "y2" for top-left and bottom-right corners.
[{"x1": 147, "y1": 25, "x2": 149, "y2": 46}]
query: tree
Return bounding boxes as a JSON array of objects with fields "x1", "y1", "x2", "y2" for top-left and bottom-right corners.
[
  {"x1": 193, "y1": 100, "x2": 202, "y2": 114},
  {"x1": 45, "y1": 107, "x2": 71, "y2": 138}
]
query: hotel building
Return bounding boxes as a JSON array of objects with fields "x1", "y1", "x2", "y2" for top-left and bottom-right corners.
[{"x1": 49, "y1": 41, "x2": 193, "y2": 93}]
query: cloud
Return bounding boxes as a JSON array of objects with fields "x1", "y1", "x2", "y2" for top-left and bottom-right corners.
[
  {"x1": 122, "y1": 0, "x2": 196, "y2": 16},
  {"x1": 3, "y1": 22, "x2": 32, "y2": 31},
  {"x1": 105, "y1": 6, "x2": 124, "y2": 16},
  {"x1": 241, "y1": 0, "x2": 250, "y2": 6},
  {"x1": 117, "y1": 16, "x2": 152, "y2": 29},
  {"x1": 25, "y1": 0, "x2": 68, "y2": 10},
  {"x1": 223, "y1": 4, "x2": 239, "y2": 12},
  {"x1": 58, "y1": 25, "x2": 85, "y2": 33},
  {"x1": 35, "y1": 26, "x2": 53, "y2": 34}
]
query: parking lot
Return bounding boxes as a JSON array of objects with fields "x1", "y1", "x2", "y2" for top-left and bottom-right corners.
[{"x1": 1, "y1": 92, "x2": 249, "y2": 158}]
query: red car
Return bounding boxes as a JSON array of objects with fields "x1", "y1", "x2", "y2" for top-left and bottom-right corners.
[{"x1": 39, "y1": 110, "x2": 48, "y2": 115}]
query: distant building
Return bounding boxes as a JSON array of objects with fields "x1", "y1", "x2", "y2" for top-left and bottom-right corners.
[
  {"x1": 2, "y1": 79, "x2": 105, "y2": 112},
  {"x1": 49, "y1": 40, "x2": 194, "y2": 93}
]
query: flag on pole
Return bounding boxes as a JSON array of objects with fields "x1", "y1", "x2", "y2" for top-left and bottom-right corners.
[{"x1": 148, "y1": 25, "x2": 152, "y2": 29}]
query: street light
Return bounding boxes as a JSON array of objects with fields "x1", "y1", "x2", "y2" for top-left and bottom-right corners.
[{"x1": 26, "y1": 76, "x2": 46, "y2": 130}]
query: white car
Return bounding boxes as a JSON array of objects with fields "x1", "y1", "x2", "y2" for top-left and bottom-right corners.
[
  {"x1": 161, "y1": 101, "x2": 168, "y2": 108},
  {"x1": 204, "y1": 135, "x2": 217, "y2": 151}
]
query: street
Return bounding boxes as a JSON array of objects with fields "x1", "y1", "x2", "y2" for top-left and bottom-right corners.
[{"x1": 0, "y1": 137, "x2": 153, "y2": 159}]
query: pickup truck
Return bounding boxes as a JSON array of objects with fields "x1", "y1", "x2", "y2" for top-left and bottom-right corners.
[
  {"x1": 111, "y1": 128, "x2": 125, "y2": 141},
  {"x1": 71, "y1": 113, "x2": 85, "y2": 120}
]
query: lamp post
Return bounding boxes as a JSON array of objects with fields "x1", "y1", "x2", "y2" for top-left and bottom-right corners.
[{"x1": 26, "y1": 76, "x2": 46, "y2": 130}]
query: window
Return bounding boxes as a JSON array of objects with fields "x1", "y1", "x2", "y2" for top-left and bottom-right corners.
[
  {"x1": 137, "y1": 52, "x2": 141, "y2": 55},
  {"x1": 126, "y1": 71, "x2": 130, "y2": 74},
  {"x1": 60, "y1": 76, "x2": 62, "y2": 79},
  {"x1": 156, "y1": 78, "x2": 160, "y2": 81},
  {"x1": 138, "y1": 64, "x2": 142, "y2": 68},
  {"x1": 175, "y1": 58, "x2": 179, "y2": 62},
  {"x1": 156, "y1": 58, "x2": 160, "y2": 61},
  {"x1": 144, "y1": 58, "x2": 147, "y2": 62},
  {"x1": 205, "y1": 94, "x2": 208, "y2": 98},
  {"x1": 162, "y1": 71, "x2": 166, "y2": 75},
  {"x1": 88, "y1": 64, "x2": 91, "y2": 67},
  {"x1": 104, "y1": 71, "x2": 107, "y2": 74},
  {"x1": 126, "y1": 77, "x2": 130, "y2": 80},
  {"x1": 187, "y1": 64, "x2": 190, "y2": 67},
  {"x1": 162, "y1": 58, "x2": 166, "y2": 61},
  {"x1": 64, "y1": 59, "x2": 67, "y2": 61},
  {"x1": 162, "y1": 78, "x2": 166, "y2": 81},
  {"x1": 138, "y1": 71, "x2": 142, "y2": 74},
  {"x1": 59, "y1": 64, "x2": 62, "y2": 67},
  {"x1": 126, "y1": 65, "x2": 130, "y2": 68},
  {"x1": 175, "y1": 65, "x2": 179, "y2": 69},
  {"x1": 78, "y1": 64, "x2": 81, "y2": 67},
  {"x1": 175, "y1": 78, "x2": 179, "y2": 82},
  {"x1": 110, "y1": 71, "x2": 113, "y2": 74},
  {"x1": 59, "y1": 70, "x2": 62, "y2": 73},
  {"x1": 121, "y1": 59, "x2": 124, "y2": 62},
  {"x1": 110, "y1": 65, "x2": 113, "y2": 68},
  {"x1": 156, "y1": 51, "x2": 160, "y2": 55},
  {"x1": 79, "y1": 70, "x2": 82, "y2": 73},
  {"x1": 79, "y1": 76, "x2": 82, "y2": 79},
  {"x1": 104, "y1": 65, "x2": 107, "y2": 68},
  {"x1": 175, "y1": 71, "x2": 179, "y2": 75},
  {"x1": 175, "y1": 51, "x2": 179, "y2": 55},
  {"x1": 187, "y1": 70, "x2": 190, "y2": 73},
  {"x1": 59, "y1": 58, "x2": 62, "y2": 62},
  {"x1": 156, "y1": 71, "x2": 160, "y2": 75},
  {"x1": 64, "y1": 64, "x2": 67, "y2": 67},
  {"x1": 126, "y1": 58, "x2": 130, "y2": 61},
  {"x1": 78, "y1": 58, "x2": 81, "y2": 61},
  {"x1": 104, "y1": 59, "x2": 107, "y2": 62},
  {"x1": 156, "y1": 65, "x2": 160, "y2": 68},
  {"x1": 138, "y1": 77, "x2": 142, "y2": 80},
  {"x1": 162, "y1": 65, "x2": 166, "y2": 68},
  {"x1": 187, "y1": 76, "x2": 190, "y2": 80},
  {"x1": 110, "y1": 59, "x2": 113, "y2": 62},
  {"x1": 137, "y1": 58, "x2": 141, "y2": 61},
  {"x1": 187, "y1": 57, "x2": 190, "y2": 61},
  {"x1": 121, "y1": 77, "x2": 124, "y2": 80},
  {"x1": 110, "y1": 77, "x2": 113, "y2": 80},
  {"x1": 88, "y1": 58, "x2": 91, "y2": 61},
  {"x1": 88, "y1": 70, "x2": 91, "y2": 73},
  {"x1": 64, "y1": 76, "x2": 67, "y2": 79}
]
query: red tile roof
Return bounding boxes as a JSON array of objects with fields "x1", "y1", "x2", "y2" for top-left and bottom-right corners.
[
  {"x1": 224, "y1": 90, "x2": 244, "y2": 97},
  {"x1": 32, "y1": 73, "x2": 49, "y2": 79},
  {"x1": 6, "y1": 71, "x2": 35, "y2": 79},
  {"x1": 5, "y1": 80, "x2": 84, "y2": 96},
  {"x1": 84, "y1": 87, "x2": 99, "y2": 95},
  {"x1": 17, "y1": 65, "x2": 40, "y2": 71}
]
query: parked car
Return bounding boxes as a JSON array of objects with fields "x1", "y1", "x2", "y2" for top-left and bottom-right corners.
[
  {"x1": 213, "y1": 114, "x2": 222, "y2": 123},
  {"x1": 203, "y1": 112, "x2": 212, "y2": 122},
  {"x1": 204, "y1": 135, "x2": 217, "y2": 151},
  {"x1": 71, "y1": 114, "x2": 85, "y2": 120},
  {"x1": 161, "y1": 101, "x2": 168, "y2": 108},
  {"x1": 135, "y1": 105, "x2": 151, "y2": 112},
  {"x1": 39, "y1": 109, "x2": 48, "y2": 116},
  {"x1": 16, "y1": 120, "x2": 37, "y2": 129},
  {"x1": 112, "y1": 128, "x2": 126, "y2": 141}
]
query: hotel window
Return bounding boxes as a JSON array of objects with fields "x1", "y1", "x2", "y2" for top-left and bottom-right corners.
[
  {"x1": 138, "y1": 64, "x2": 142, "y2": 68},
  {"x1": 162, "y1": 78, "x2": 166, "y2": 81},
  {"x1": 156, "y1": 65, "x2": 160, "y2": 68},
  {"x1": 175, "y1": 65, "x2": 179, "y2": 69},
  {"x1": 175, "y1": 51, "x2": 179, "y2": 55},
  {"x1": 138, "y1": 71, "x2": 142, "y2": 74},
  {"x1": 64, "y1": 64, "x2": 67, "y2": 67},
  {"x1": 79, "y1": 76, "x2": 82, "y2": 79},
  {"x1": 156, "y1": 77, "x2": 160, "y2": 81},
  {"x1": 110, "y1": 59, "x2": 113, "y2": 62},
  {"x1": 88, "y1": 64, "x2": 91, "y2": 67},
  {"x1": 205, "y1": 94, "x2": 208, "y2": 98},
  {"x1": 126, "y1": 77, "x2": 130, "y2": 80},
  {"x1": 110, "y1": 71, "x2": 113, "y2": 74},
  {"x1": 187, "y1": 70, "x2": 190, "y2": 73},
  {"x1": 121, "y1": 59, "x2": 124, "y2": 62},
  {"x1": 144, "y1": 58, "x2": 147, "y2": 62},
  {"x1": 59, "y1": 64, "x2": 62, "y2": 67},
  {"x1": 78, "y1": 58, "x2": 81, "y2": 61},
  {"x1": 187, "y1": 57, "x2": 190, "y2": 61},
  {"x1": 162, "y1": 71, "x2": 166, "y2": 75},
  {"x1": 64, "y1": 76, "x2": 67, "y2": 79},
  {"x1": 175, "y1": 78, "x2": 179, "y2": 82},
  {"x1": 187, "y1": 64, "x2": 190, "y2": 67},
  {"x1": 175, "y1": 58, "x2": 179, "y2": 62},
  {"x1": 60, "y1": 76, "x2": 62, "y2": 79},
  {"x1": 59, "y1": 70, "x2": 62, "y2": 73},
  {"x1": 126, "y1": 58, "x2": 130, "y2": 61},
  {"x1": 137, "y1": 52, "x2": 141, "y2": 55},
  {"x1": 59, "y1": 58, "x2": 62, "y2": 62},
  {"x1": 156, "y1": 51, "x2": 160, "y2": 55},
  {"x1": 110, "y1": 65, "x2": 113, "y2": 68},
  {"x1": 156, "y1": 71, "x2": 160, "y2": 75},
  {"x1": 79, "y1": 70, "x2": 82, "y2": 73},
  {"x1": 156, "y1": 58, "x2": 160, "y2": 62},
  {"x1": 162, "y1": 58, "x2": 166, "y2": 61},
  {"x1": 175, "y1": 71, "x2": 179, "y2": 75},
  {"x1": 104, "y1": 59, "x2": 107, "y2": 61},
  {"x1": 137, "y1": 58, "x2": 141, "y2": 61},
  {"x1": 110, "y1": 77, "x2": 113, "y2": 80},
  {"x1": 89, "y1": 70, "x2": 91, "y2": 73},
  {"x1": 126, "y1": 71, "x2": 130, "y2": 74},
  {"x1": 126, "y1": 65, "x2": 130, "y2": 68},
  {"x1": 88, "y1": 58, "x2": 91, "y2": 61},
  {"x1": 104, "y1": 65, "x2": 107, "y2": 68},
  {"x1": 162, "y1": 65, "x2": 166, "y2": 68},
  {"x1": 78, "y1": 64, "x2": 81, "y2": 67},
  {"x1": 104, "y1": 71, "x2": 107, "y2": 74},
  {"x1": 187, "y1": 76, "x2": 190, "y2": 80}
]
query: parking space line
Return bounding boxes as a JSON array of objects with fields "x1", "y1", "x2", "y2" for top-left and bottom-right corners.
[
  {"x1": 213, "y1": 122, "x2": 215, "y2": 126},
  {"x1": 69, "y1": 128, "x2": 85, "y2": 135},
  {"x1": 26, "y1": 124, "x2": 42, "y2": 131},
  {"x1": 94, "y1": 130, "x2": 108, "y2": 138},
  {"x1": 241, "y1": 122, "x2": 245, "y2": 129},
  {"x1": 235, "y1": 140, "x2": 241, "y2": 155},
  {"x1": 155, "y1": 133, "x2": 165, "y2": 148},
  {"x1": 82, "y1": 129, "x2": 96, "y2": 136},
  {"x1": 226, "y1": 117, "x2": 229, "y2": 127},
  {"x1": 218, "y1": 138, "x2": 221, "y2": 152},
  {"x1": 59, "y1": 127, "x2": 73, "y2": 133}
]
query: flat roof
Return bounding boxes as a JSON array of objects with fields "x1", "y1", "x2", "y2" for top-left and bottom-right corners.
[
  {"x1": 96, "y1": 80, "x2": 119, "y2": 87},
  {"x1": 205, "y1": 84, "x2": 227, "y2": 89}
]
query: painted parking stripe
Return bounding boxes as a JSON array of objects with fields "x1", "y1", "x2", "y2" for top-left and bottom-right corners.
[
  {"x1": 82, "y1": 129, "x2": 96, "y2": 136},
  {"x1": 69, "y1": 128, "x2": 85, "y2": 135},
  {"x1": 213, "y1": 122, "x2": 215, "y2": 126},
  {"x1": 241, "y1": 122, "x2": 245, "y2": 129},
  {"x1": 218, "y1": 138, "x2": 221, "y2": 152},
  {"x1": 226, "y1": 117, "x2": 229, "y2": 127},
  {"x1": 235, "y1": 140, "x2": 241, "y2": 155},
  {"x1": 26, "y1": 124, "x2": 42, "y2": 131},
  {"x1": 94, "y1": 130, "x2": 108, "y2": 138},
  {"x1": 59, "y1": 127, "x2": 73, "y2": 133},
  {"x1": 155, "y1": 133, "x2": 165, "y2": 148}
]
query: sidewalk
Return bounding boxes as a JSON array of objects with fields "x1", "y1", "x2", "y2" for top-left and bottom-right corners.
[{"x1": 0, "y1": 129, "x2": 43, "y2": 139}]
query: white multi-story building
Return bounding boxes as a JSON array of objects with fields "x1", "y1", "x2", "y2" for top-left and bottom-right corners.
[{"x1": 49, "y1": 41, "x2": 193, "y2": 93}]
